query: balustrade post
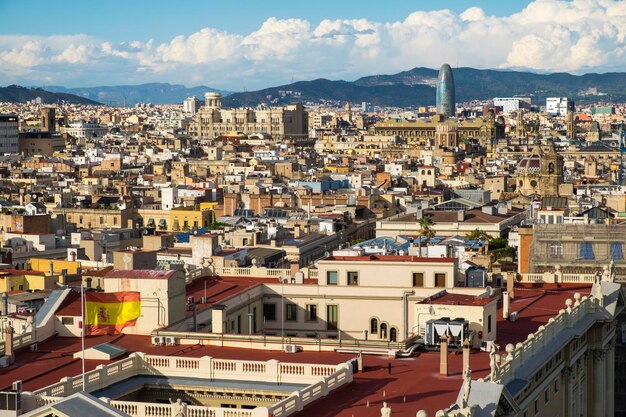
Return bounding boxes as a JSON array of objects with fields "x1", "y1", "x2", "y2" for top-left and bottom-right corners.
[
  {"x1": 267, "y1": 359, "x2": 280, "y2": 385},
  {"x1": 199, "y1": 356, "x2": 213, "y2": 380}
]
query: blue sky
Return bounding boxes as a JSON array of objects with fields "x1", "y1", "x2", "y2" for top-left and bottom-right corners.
[
  {"x1": 0, "y1": 1, "x2": 532, "y2": 42},
  {"x1": 0, "y1": 0, "x2": 624, "y2": 89}
]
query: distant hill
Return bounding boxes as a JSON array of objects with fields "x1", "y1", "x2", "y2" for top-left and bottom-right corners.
[
  {"x1": 223, "y1": 67, "x2": 626, "y2": 108},
  {"x1": 0, "y1": 85, "x2": 101, "y2": 105},
  {"x1": 46, "y1": 83, "x2": 230, "y2": 106}
]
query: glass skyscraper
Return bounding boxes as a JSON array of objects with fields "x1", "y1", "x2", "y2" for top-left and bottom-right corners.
[{"x1": 436, "y1": 64, "x2": 455, "y2": 117}]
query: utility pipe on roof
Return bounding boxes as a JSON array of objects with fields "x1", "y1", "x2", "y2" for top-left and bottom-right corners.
[{"x1": 403, "y1": 290, "x2": 415, "y2": 340}]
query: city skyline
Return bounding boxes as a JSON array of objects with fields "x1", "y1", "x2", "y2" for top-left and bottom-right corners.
[{"x1": 1, "y1": 0, "x2": 625, "y2": 90}]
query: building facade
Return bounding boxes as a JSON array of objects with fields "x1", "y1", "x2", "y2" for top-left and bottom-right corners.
[
  {"x1": 192, "y1": 92, "x2": 308, "y2": 140},
  {"x1": 0, "y1": 114, "x2": 19, "y2": 154}
]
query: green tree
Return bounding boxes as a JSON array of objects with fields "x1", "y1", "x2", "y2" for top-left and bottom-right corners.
[
  {"x1": 417, "y1": 216, "x2": 436, "y2": 256},
  {"x1": 465, "y1": 228, "x2": 491, "y2": 242}
]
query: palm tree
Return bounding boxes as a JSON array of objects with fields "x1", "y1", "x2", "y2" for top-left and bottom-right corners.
[{"x1": 417, "y1": 216, "x2": 436, "y2": 257}]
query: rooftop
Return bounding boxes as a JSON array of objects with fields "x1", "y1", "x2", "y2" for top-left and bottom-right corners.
[
  {"x1": 322, "y1": 255, "x2": 455, "y2": 263},
  {"x1": 1, "y1": 282, "x2": 592, "y2": 417}
]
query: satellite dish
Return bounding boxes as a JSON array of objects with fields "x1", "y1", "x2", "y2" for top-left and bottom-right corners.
[{"x1": 324, "y1": 251, "x2": 330, "y2": 258}]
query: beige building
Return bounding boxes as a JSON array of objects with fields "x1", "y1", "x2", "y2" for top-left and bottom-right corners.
[{"x1": 191, "y1": 93, "x2": 308, "y2": 140}]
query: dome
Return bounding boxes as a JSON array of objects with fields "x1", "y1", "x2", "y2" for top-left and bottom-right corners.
[{"x1": 517, "y1": 146, "x2": 543, "y2": 175}]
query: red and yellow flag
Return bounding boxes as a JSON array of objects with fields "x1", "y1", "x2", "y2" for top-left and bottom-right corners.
[{"x1": 85, "y1": 292, "x2": 141, "y2": 335}]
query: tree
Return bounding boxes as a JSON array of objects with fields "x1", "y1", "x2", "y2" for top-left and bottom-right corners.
[
  {"x1": 465, "y1": 228, "x2": 492, "y2": 254},
  {"x1": 416, "y1": 216, "x2": 436, "y2": 257},
  {"x1": 465, "y1": 228, "x2": 491, "y2": 242}
]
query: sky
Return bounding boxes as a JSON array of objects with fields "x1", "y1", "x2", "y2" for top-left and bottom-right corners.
[{"x1": 0, "y1": 0, "x2": 625, "y2": 90}]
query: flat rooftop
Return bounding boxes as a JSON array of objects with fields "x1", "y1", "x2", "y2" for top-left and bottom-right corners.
[{"x1": 1, "y1": 283, "x2": 591, "y2": 416}]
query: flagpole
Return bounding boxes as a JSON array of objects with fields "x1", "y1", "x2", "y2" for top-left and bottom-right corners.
[{"x1": 81, "y1": 283, "x2": 86, "y2": 391}]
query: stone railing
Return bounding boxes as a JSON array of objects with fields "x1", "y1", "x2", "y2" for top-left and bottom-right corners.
[
  {"x1": 25, "y1": 353, "x2": 353, "y2": 417},
  {"x1": 153, "y1": 330, "x2": 407, "y2": 352},
  {"x1": 207, "y1": 266, "x2": 292, "y2": 279},
  {"x1": 519, "y1": 272, "x2": 596, "y2": 284},
  {"x1": 483, "y1": 292, "x2": 596, "y2": 386},
  {"x1": 107, "y1": 400, "x2": 266, "y2": 417},
  {"x1": 0, "y1": 331, "x2": 34, "y2": 356}
]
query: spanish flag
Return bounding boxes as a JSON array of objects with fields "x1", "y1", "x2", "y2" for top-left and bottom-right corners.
[{"x1": 85, "y1": 292, "x2": 141, "y2": 335}]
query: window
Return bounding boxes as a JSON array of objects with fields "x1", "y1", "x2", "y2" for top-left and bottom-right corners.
[
  {"x1": 370, "y1": 318, "x2": 378, "y2": 334},
  {"x1": 326, "y1": 271, "x2": 338, "y2": 285},
  {"x1": 113, "y1": 217, "x2": 117, "y2": 225},
  {"x1": 285, "y1": 304, "x2": 297, "y2": 321},
  {"x1": 412, "y1": 273, "x2": 424, "y2": 287},
  {"x1": 579, "y1": 242, "x2": 594, "y2": 259},
  {"x1": 435, "y1": 273, "x2": 446, "y2": 287},
  {"x1": 534, "y1": 399, "x2": 539, "y2": 414},
  {"x1": 544, "y1": 388, "x2": 549, "y2": 404},
  {"x1": 380, "y1": 323, "x2": 388, "y2": 339},
  {"x1": 390, "y1": 327, "x2": 398, "y2": 342},
  {"x1": 611, "y1": 242, "x2": 624, "y2": 260},
  {"x1": 99, "y1": 216, "x2": 104, "y2": 225},
  {"x1": 61, "y1": 317, "x2": 74, "y2": 325},
  {"x1": 550, "y1": 242, "x2": 563, "y2": 257},
  {"x1": 347, "y1": 271, "x2": 359, "y2": 286},
  {"x1": 554, "y1": 378, "x2": 559, "y2": 394},
  {"x1": 487, "y1": 315, "x2": 492, "y2": 333},
  {"x1": 326, "y1": 305, "x2": 338, "y2": 330},
  {"x1": 263, "y1": 303, "x2": 276, "y2": 321},
  {"x1": 306, "y1": 304, "x2": 317, "y2": 321}
]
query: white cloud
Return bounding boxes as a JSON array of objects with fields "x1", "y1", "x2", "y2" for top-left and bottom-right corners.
[{"x1": 1, "y1": 0, "x2": 626, "y2": 89}]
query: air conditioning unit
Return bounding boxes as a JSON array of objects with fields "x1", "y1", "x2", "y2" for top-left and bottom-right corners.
[
  {"x1": 12, "y1": 380, "x2": 22, "y2": 392},
  {"x1": 200, "y1": 297, "x2": 207, "y2": 304},
  {"x1": 509, "y1": 311, "x2": 519, "y2": 322},
  {"x1": 284, "y1": 344, "x2": 298, "y2": 353},
  {"x1": 152, "y1": 336, "x2": 165, "y2": 346},
  {"x1": 0, "y1": 356, "x2": 10, "y2": 368},
  {"x1": 29, "y1": 344, "x2": 38, "y2": 352},
  {"x1": 165, "y1": 336, "x2": 177, "y2": 346}
]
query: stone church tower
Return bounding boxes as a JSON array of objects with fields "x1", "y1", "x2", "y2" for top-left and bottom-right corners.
[{"x1": 516, "y1": 145, "x2": 564, "y2": 196}]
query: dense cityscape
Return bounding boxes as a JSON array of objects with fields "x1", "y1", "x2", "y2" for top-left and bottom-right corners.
[{"x1": 1, "y1": 1, "x2": 626, "y2": 417}]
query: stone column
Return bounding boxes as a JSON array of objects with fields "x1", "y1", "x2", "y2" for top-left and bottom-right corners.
[
  {"x1": 606, "y1": 342, "x2": 615, "y2": 417},
  {"x1": 561, "y1": 366, "x2": 572, "y2": 417},
  {"x1": 593, "y1": 349, "x2": 606, "y2": 417}
]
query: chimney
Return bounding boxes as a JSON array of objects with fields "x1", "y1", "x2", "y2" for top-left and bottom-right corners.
[
  {"x1": 503, "y1": 291, "x2": 510, "y2": 319},
  {"x1": 49, "y1": 261, "x2": 54, "y2": 277},
  {"x1": 289, "y1": 262, "x2": 299, "y2": 279},
  {"x1": 5, "y1": 325, "x2": 14, "y2": 364},
  {"x1": 457, "y1": 210, "x2": 465, "y2": 222},
  {"x1": 439, "y1": 336, "x2": 449, "y2": 376},
  {"x1": 463, "y1": 338, "x2": 471, "y2": 373},
  {"x1": 506, "y1": 272, "x2": 515, "y2": 299}
]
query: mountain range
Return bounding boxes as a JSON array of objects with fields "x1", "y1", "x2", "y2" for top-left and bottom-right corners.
[
  {"x1": 3, "y1": 67, "x2": 626, "y2": 107},
  {"x1": 0, "y1": 85, "x2": 100, "y2": 105},
  {"x1": 45, "y1": 83, "x2": 230, "y2": 106},
  {"x1": 223, "y1": 67, "x2": 626, "y2": 107}
]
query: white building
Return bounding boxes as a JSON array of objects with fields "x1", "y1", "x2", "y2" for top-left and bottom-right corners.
[
  {"x1": 183, "y1": 96, "x2": 201, "y2": 115},
  {"x1": 0, "y1": 113, "x2": 19, "y2": 154},
  {"x1": 63, "y1": 121, "x2": 107, "y2": 140},
  {"x1": 546, "y1": 97, "x2": 571, "y2": 116},
  {"x1": 493, "y1": 98, "x2": 531, "y2": 114}
]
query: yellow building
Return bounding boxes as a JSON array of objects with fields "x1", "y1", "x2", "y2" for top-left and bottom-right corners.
[
  {"x1": 30, "y1": 258, "x2": 81, "y2": 275},
  {"x1": 136, "y1": 207, "x2": 214, "y2": 232},
  {"x1": 0, "y1": 270, "x2": 55, "y2": 292}
]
